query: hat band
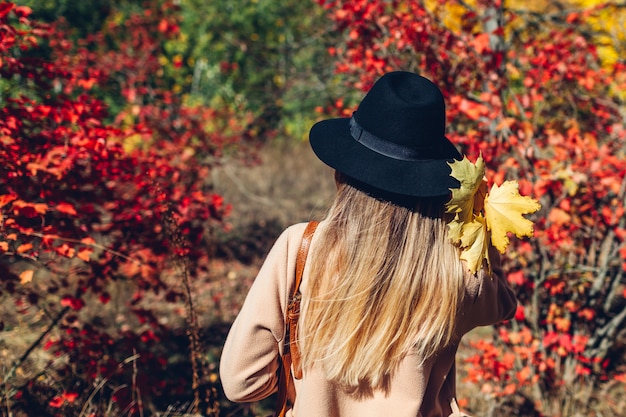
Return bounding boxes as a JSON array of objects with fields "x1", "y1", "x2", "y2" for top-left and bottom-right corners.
[{"x1": 349, "y1": 117, "x2": 424, "y2": 161}]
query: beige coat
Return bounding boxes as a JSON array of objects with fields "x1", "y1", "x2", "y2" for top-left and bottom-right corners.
[{"x1": 220, "y1": 222, "x2": 517, "y2": 417}]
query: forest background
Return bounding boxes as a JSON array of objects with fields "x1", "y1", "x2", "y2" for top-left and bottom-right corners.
[{"x1": 1, "y1": 0, "x2": 625, "y2": 416}]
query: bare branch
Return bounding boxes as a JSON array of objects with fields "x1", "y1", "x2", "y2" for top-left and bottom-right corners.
[{"x1": 587, "y1": 305, "x2": 626, "y2": 359}]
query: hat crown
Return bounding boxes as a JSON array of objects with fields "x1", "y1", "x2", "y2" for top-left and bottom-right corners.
[
  {"x1": 308, "y1": 71, "x2": 461, "y2": 197},
  {"x1": 353, "y1": 72, "x2": 446, "y2": 158}
]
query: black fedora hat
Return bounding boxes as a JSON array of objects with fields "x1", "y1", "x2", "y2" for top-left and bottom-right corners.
[{"x1": 309, "y1": 71, "x2": 462, "y2": 197}]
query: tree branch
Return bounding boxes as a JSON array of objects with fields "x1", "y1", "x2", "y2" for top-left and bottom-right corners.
[{"x1": 587, "y1": 305, "x2": 626, "y2": 359}]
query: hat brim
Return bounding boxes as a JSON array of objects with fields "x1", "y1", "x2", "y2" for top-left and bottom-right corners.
[{"x1": 309, "y1": 118, "x2": 462, "y2": 197}]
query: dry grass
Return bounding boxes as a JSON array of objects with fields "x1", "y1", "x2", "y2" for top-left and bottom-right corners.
[{"x1": 212, "y1": 139, "x2": 336, "y2": 263}]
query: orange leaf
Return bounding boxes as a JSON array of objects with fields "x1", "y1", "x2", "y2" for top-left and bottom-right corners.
[
  {"x1": 33, "y1": 203, "x2": 48, "y2": 214},
  {"x1": 77, "y1": 247, "x2": 92, "y2": 262},
  {"x1": 517, "y1": 366, "x2": 531, "y2": 382},
  {"x1": 56, "y1": 243, "x2": 75, "y2": 258},
  {"x1": 20, "y1": 270, "x2": 34, "y2": 284},
  {"x1": 578, "y1": 308, "x2": 595, "y2": 321},
  {"x1": 41, "y1": 234, "x2": 59, "y2": 245},
  {"x1": 501, "y1": 383, "x2": 517, "y2": 396},
  {"x1": 56, "y1": 202, "x2": 77, "y2": 216},
  {"x1": 12, "y1": 200, "x2": 48, "y2": 215},
  {"x1": 0, "y1": 194, "x2": 16, "y2": 208},
  {"x1": 17, "y1": 243, "x2": 33, "y2": 253},
  {"x1": 554, "y1": 317, "x2": 571, "y2": 332},
  {"x1": 472, "y1": 33, "x2": 491, "y2": 54}
]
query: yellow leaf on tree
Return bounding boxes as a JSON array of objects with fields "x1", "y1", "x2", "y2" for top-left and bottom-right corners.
[{"x1": 485, "y1": 181, "x2": 542, "y2": 253}]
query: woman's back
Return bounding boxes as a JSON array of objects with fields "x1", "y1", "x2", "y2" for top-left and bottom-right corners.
[{"x1": 220, "y1": 221, "x2": 517, "y2": 416}]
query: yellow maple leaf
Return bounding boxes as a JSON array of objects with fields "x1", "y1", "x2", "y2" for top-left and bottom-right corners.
[
  {"x1": 458, "y1": 214, "x2": 490, "y2": 274},
  {"x1": 446, "y1": 156, "x2": 541, "y2": 273},
  {"x1": 447, "y1": 213, "x2": 464, "y2": 244},
  {"x1": 446, "y1": 155, "x2": 486, "y2": 224},
  {"x1": 485, "y1": 181, "x2": 542, "y2": 253}
]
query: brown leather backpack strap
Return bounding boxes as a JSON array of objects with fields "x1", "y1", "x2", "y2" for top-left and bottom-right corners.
[
  {"x1": 289, "y1": 220, "x2": 318, "y2": 380},
  {"x1": 274, "y1": 351, "x2": 293, "y2": 417},
  {"x1": 275, "y1": 221, "x2": 319, "y2": 417},
  {"x1": 294, "y1": 221, "x2": 319, "y2": 296}
]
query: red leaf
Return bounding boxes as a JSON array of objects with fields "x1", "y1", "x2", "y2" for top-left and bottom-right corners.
[
  {"x1": 43, "y1": 339, "x2": 55, "y2": 351},
  {"x1": 0, "y1": 3, "x2": 15, "y2": 19},
  {"x1": 14, "y1": 6, "x2": 32, "y2": 18},
  {"x1": 49, "y1": 396, "x2": 64, "y2": 408},
  {"x1": 56, "y1": 202, "x2": 77, "y2": 216},
  {"x1": 99, "y1": 292, "x2": 111, "y2": 304},
  {"x1": 63, "y1": 392, "x2": 78, "y2": 403},
  {"x1": 60, "y1": 296, "x2": 85, "y2": 311},
  {"x1": 507, "y1": 270, "x2": 525, "y2": 286},
  {"x1": 575, "y1": 364, "x2": 591, "y2": 376},
  {"x1": 565, "y1": 12, "x2": 580, "y2": 23}
]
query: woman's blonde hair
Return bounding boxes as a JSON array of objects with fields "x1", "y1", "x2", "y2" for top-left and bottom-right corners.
[{"x1": 299, "y1": 175, "x2": 467, "y2": 389}]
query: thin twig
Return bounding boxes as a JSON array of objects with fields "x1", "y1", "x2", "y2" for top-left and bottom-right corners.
[
  {"x1": 155, "y1": 177, "x2": 219, "y2": 417},
  {"x1": 17, "y1": 231, "x2": 146, "y2": 266},
  {"x1": 1, "y1": 306, "x2": 70, "y2": 389}
]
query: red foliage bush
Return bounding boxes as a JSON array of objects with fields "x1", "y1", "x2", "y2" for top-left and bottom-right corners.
[{"x1": 0, "y1": 2, "x2": 248, "y2": 415}]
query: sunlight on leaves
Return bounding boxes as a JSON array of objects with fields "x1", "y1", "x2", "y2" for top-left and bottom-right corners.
[{"x1": 446, "y1": 156, "x2": 541, "y2": 273}]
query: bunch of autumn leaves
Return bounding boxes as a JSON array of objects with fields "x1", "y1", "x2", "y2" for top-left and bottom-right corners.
[{"x1": 445, "y1": 155, "x2": 541, "y2": 273}]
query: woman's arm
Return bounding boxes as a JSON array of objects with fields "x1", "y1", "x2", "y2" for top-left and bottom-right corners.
[
  {"x1": 457, "y1": 248, "x2": 518, "y2": 335},
  {"x1": 219, "y1": 224, "x2": 305, "y2": 402}
]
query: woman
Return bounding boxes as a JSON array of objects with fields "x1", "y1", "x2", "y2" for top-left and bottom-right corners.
[{"x1": 220, "y1": 71, "x2": 517, "y2": 417}]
